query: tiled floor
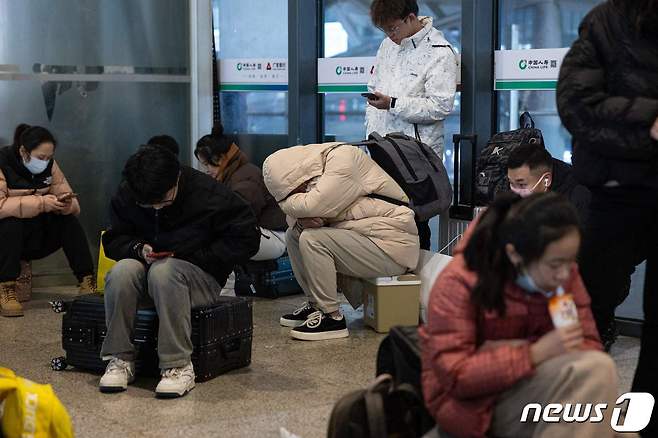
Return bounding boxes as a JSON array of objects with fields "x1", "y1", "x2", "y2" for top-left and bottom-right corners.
[{"x1": 0, "y1": 288, "x2": 641, "y2": 438}]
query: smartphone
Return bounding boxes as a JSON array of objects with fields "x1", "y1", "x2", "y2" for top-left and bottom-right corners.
[
  {"x1": 150, "y1": 251, "x2": 174, "y2": 259},
  {"x1": 57, "y1": 192, "x2": 78, "y2": 202},
  {"x1": 361, "y1": 92, "x2": 377, "y2": 100}
]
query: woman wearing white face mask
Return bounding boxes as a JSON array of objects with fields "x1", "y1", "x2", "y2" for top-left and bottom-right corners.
[
  {"x1": 0, "y1": 124, "x2": 95, "y2": 317},
  {"x1": 421, "y1": 193, "x2": 626, "y2": 438}
]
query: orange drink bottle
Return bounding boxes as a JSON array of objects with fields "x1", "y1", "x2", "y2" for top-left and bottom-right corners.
[{"x1": 548, "y1": 286, "x2": 579, "y2": 328}]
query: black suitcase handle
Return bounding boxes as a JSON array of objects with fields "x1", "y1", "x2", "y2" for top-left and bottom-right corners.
[
  {"x1": 219, "y1": 337, "x2": 243, "y2": 360},
  {"x1": 450, "y1": 134, "x2": 477, "y2": 220},
  {"x1": 520, "y1": 111, "x2": 535, "y2": 129}
]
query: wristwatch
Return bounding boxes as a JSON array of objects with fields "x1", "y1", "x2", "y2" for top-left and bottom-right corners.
[{"x1": 390, "y1": 97, "x2": 397, "y2": 109}]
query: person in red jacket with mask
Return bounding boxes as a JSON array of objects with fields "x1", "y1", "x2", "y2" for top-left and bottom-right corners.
[{"x1": 420, "y1": 193, "x2": 624, "y2": 438}]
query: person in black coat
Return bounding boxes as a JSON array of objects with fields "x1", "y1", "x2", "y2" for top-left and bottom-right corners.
[
  {"x1": 557, "y1": 1, "x2": 658, "y2": 435},
  {"x1": 99, "y1": 146, "x2": 259, "y2": 398}
]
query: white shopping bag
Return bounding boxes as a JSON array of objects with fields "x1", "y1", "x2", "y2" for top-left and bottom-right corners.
[{"x1": 415, "y1": 250, "x2": 453, "y2": 323}]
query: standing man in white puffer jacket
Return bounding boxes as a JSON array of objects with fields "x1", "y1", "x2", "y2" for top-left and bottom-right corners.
[{"x1": 366, "y1": 0, "x2": 458, "y2": 250}]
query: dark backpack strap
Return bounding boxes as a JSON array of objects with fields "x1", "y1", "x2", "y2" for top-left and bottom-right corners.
[
  {"x1": 413, "y1": 123, "x2": 422, "y2": 142},
  {"x1": 364, "y1": 387, "x2": 388, "y2": 438},
  {"x1": 367, "y1": 193, "x2": 409, "y2": 207}
]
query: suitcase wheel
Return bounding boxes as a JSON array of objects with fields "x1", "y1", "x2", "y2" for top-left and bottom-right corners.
[
  {"x1": 50, "y1": 300, "x2": 65, "y2": 313},
  {"x1": 51, "y1": 356, "x2": 67, "y2": 371}
]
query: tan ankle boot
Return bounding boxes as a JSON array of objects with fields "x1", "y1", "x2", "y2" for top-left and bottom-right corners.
[
  {"x1": 1, "y1": 281, "x2": 24, "y2": 317},
  {"x1": 78, "y1": 275, "x2": 97, "y2": 295}
]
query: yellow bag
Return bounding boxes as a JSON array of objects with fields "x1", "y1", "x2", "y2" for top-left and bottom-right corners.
[
  {"x1": 96, "y1": 231, "x2": 117, "y2": 294},
  {"x1": 0, "y1": 367, "x2": 73, "y2": 438}
]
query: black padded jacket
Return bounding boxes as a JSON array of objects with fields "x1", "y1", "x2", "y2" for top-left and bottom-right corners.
[
  {"x1": 557, "y1": 0, "x2": 658, "y2": 188},
  {"x1": 102, "y1": 166, "x2": 260, "y2": 287}
]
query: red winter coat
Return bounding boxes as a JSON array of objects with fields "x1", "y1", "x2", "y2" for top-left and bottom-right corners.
[{"x1": 419, "y1": 224, "x2": 602, "y2": 438}]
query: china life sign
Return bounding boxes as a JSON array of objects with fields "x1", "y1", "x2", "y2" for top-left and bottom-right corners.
[
  {"x1": 219, "y1": 58, "x2": 288, "y2": 91},
  {"x1": 494, "y1": 48, "x2": 569, "y2": 90},
  {"x1": 317, "y1": 57, "x2": 376, "y2": 93}
]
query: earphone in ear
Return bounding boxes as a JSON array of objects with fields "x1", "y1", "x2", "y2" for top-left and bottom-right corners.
[{"x1": 544, "y1": 177, "x2": 550, "y2": 188}]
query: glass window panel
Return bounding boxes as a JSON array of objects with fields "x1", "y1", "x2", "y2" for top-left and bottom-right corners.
[
  {"x1": 220, "y1": 92, "x2": 288, "y2": 135},
  {"x1": 0, "y1": 0, "x2": 188, "y2": 70},
  {"x1": 214, "y1": 0, "x2": 288, "y2": 135},
  {"x1": 497, "y1": 0, "x2": 603, "y2": 162}
]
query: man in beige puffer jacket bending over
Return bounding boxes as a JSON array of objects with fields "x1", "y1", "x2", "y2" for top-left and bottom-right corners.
[{"x1": 263, "y1": 143, "x2": 419, "y2": 341}]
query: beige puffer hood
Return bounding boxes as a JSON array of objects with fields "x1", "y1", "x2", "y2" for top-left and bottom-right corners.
[{"x1": 263, "y1": 142, "x2": 420, "y2": 269}]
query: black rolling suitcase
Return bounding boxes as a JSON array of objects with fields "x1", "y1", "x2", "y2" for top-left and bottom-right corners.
[
  {"x1": 235, "y1": 255, "x2": 302, "y2": 298},
  {"x1": 191, "y1": 296, "x2": 253, "y2": 382},
  {"x1": 50, "y1": 294, "x2": 159, "y2": 375},
  {"x1": 51, "y1": 294, "x2": 253, "y2": 382}
]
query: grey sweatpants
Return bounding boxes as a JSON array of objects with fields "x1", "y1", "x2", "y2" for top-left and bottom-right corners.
[
  {"x1": 286, "y1": 226, "x2": 406, "y2": 313},
  {"x1": 100, "y1": 258, "x2": 221, "y2": 369}
]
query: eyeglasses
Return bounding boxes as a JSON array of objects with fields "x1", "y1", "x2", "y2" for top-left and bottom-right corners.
[
  {"x1": 378, "y1": 16, "x2": 409, "y2": 37},
  {"x1": 136, "y1": 182, "x2": 179, "y2": 209}
]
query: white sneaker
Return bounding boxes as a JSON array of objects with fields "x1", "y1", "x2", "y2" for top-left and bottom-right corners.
[
  {"x1": 155, "y1": 362, "x2": 195, "y2": 398},
  {"x1": 99, "y1": 357, "x2": 135, "y2": 393}
]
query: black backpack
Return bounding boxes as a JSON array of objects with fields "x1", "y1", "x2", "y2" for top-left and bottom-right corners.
[
  {"x1": 475, "y1": 112, "x2": 544, "y2": 204},
  {"x1": 350, "y1": 132, "x2": 453, "y2": 221},
  {"x1": 327, "y1": 374, "x2": 429, "y2": 438},
  {"x1": 376, "y1": 326, "x2": 424, "y2": 396}
]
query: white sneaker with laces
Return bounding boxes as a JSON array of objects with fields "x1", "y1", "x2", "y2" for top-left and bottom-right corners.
[
  {"x1": 155, "y1": 362, "x2": 196, "y2": 398},
  {"x1": 99, "y1": 357, "x2": 135, "y2": 393}
]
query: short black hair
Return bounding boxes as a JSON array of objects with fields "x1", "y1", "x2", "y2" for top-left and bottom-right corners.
[
  {"x1": 147, "y1": 135, "x2": 180, "y2": 156},
  {"x1": 13, "y1": 124, "x2": 57, "y2": 152},
  {"x1": 122, "y1": 145, "x2": 180, "y2": 205},
  {"x1": 507, "y1": 143, "x2": 552, "y2": 173},
  {"x1": 370, "y1": 0, "x2": 419, "y2": 28}
]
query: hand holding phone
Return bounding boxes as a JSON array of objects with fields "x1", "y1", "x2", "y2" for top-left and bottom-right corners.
[
  {"x1": 141, "y1": 244, "x2": 173, "y2": 264},
  {"x1": 363, "y1": 91, "x2": 392, "y2": 109},
  {"x1": 57, "y1": 192, "x2": 78, "y2": 202}
]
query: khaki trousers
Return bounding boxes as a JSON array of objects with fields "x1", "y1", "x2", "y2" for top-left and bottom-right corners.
[
  {"x1": 490, "y1": 350, "x2": 636, "y2": 438},
  {"x1": 286, "y1": 226, "x2": 406, "y2": 313}
]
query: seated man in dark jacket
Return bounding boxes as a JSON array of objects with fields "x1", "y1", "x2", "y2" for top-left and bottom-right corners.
[
  {"x1": 99, "y1": 146, "x2": 259, "y2": 398},
  {"x1": 507, "y1": 143, "x2": 591, "y2": 224}
]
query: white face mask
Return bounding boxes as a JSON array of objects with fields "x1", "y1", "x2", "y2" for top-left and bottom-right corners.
[
  {"x1": 23, "y1": 156, "x2": 50, "y2": 175},
  {"x1": 516, "y1": 269, "x2": 550, "y2": 296},
  {"x1": 510, "y1": 173, "x2": 550, "y2": 198}
]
